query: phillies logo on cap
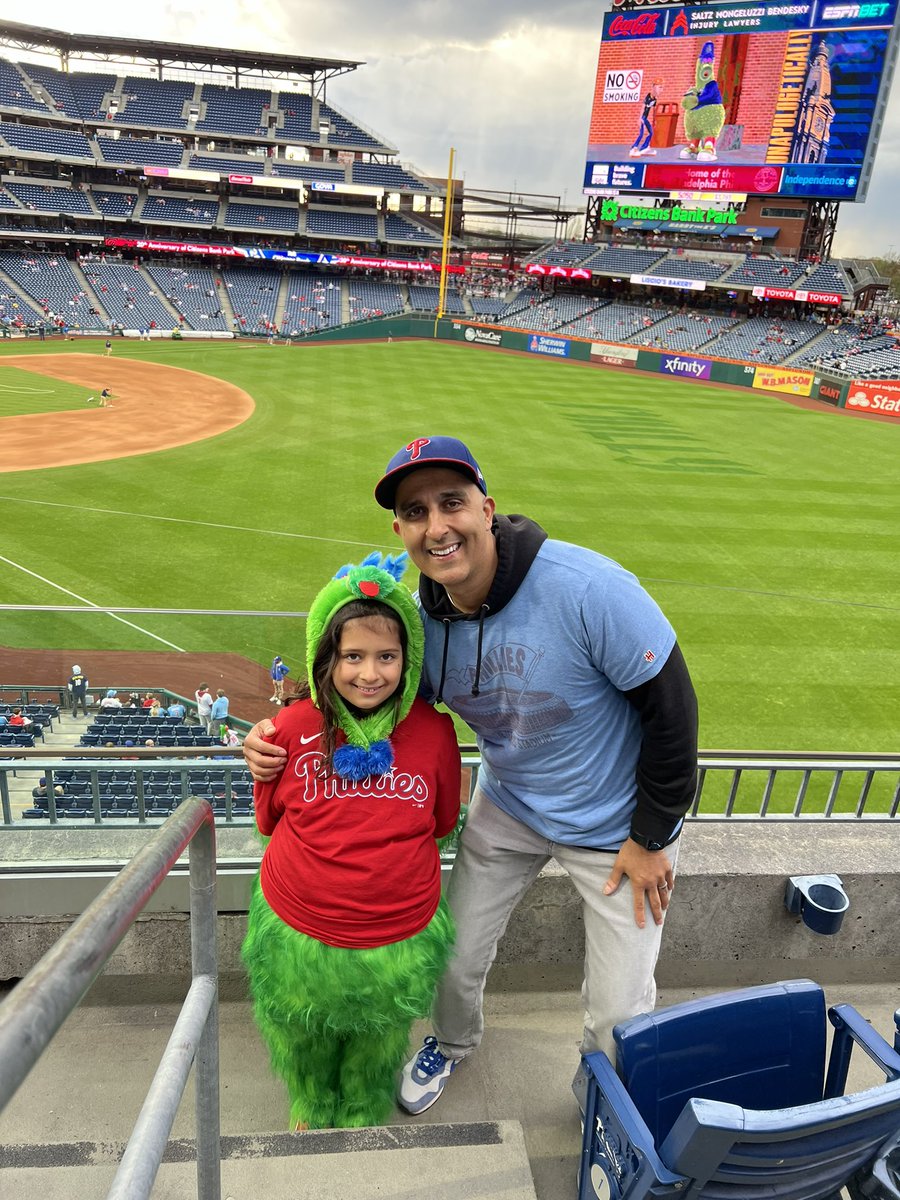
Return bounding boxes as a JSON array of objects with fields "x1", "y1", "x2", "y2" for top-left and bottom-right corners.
[{"x1": 405, "y1": 438, "x2": 431, "y2": 460}]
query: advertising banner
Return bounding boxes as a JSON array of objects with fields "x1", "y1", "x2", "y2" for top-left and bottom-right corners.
[
  {"x1": 813, "y1": 377, "x2": 844, "y2": 406},
  {"x1": 461, "y1": 325, "x2": 504, "y2": 347},
  {"x1": 845, "y1": 380, "x2": 900, "y2": 417},
  {"x1": 584, "y1": 0, "x2": 898, "y2": 200},
  {"x1": 752, "y1": 366, "x2": 814, "y2": 395},
  {"x1": 631, "y1": 273, "x2": 707, "y2": 291},
  {"x1": 590, "y1": 342, "x2": 640, "y2": 367},
  {"x1": 751, "y1": 286, "x2": 843, "y2": 305},
  {"x1": 660, "y1": 353, "x2": 712, "y2": 379},
  {"x1": 525, "y1": 263, "x2": 592, "y2": 279},
  {"x1": 527, "y1": 334, "x2": 571, "y2": 358}
]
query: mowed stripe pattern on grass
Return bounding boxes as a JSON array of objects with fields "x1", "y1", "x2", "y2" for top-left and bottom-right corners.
[{"x1": 0, "y1": 338, "x2": 897, "y2": 753}]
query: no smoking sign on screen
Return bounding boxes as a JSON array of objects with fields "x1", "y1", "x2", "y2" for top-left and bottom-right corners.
[{"x1": 603, "y1": 68, "x2": 644, "y2": 103}]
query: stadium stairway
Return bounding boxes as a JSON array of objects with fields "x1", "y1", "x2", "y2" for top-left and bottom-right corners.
[
  {"x1": 3, "y1": 974, "x2": 896, "y2": 1200},
  {"x1": 71, "y1": 262, "x2": 112, "y2": 326},
  {"x1": 5, "y1": 711, "x2": 87, "y2": 819},
  {"x1": 780, "y1": 325, "x2": 836, "y2": 365},
  {"x1": 272, "y1": 272, "x2": 290, "y2": 332}
]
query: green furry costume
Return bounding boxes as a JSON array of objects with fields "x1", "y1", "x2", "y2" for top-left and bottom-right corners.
[{"x1": 241, "y1": 553, "x2": 456, "y2": 1130}]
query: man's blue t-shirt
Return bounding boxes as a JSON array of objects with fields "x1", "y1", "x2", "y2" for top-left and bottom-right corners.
[
  {"x1": 210, "y1": 697, "x2": 228, "y2": 721},
  {"x1": 419, "y1": 539, "x2": 675, "y2": 848}
]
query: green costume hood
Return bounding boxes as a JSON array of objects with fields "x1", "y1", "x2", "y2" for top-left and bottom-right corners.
[{"x1": 305, "y1": 551, "x2": 423, "y2": 779}]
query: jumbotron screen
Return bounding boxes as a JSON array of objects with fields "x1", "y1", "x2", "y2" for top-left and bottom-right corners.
[{"x1": 583, "y1": 0, "x2": 900, "y2": 200}]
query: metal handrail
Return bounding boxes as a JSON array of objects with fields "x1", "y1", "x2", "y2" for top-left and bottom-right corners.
[{"x1": 0, "y1": 796, "x2": 221, "y2": 1200}]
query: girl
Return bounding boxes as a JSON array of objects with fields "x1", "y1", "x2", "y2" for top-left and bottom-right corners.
[{"x1": 241, "y1": 553, "x2": 460, "y2": 1131}]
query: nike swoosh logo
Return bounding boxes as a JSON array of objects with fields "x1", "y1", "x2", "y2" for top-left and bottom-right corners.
[{"x1": 299, "y1": 733, "x2": 321, "y2": 745}]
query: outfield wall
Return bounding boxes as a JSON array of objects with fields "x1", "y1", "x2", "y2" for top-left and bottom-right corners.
[{"x1": 299, "y1": 316, "x2": 886, "y2": 413}]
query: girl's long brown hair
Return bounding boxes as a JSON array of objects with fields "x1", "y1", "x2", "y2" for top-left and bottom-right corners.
[{"x1": 291, "y1": 600, "x2": 408, "y2": 773}]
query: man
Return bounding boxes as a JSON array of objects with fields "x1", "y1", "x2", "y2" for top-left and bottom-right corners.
[
  {"x1": 167, "y1": 699, "x2": 186, "y2": 720},
  {"x1": 68, "y1": 665, "x2": 89, "y2": 718},
  {"x1": 210, "y1": 689, "x2": 229, "y2": 738},
  {"x1": 195, "y1": 684, "x2": 214, "y2": 734},
  {"x1": 243, "y1": 436, "x2": 698, "y2": 1117}
]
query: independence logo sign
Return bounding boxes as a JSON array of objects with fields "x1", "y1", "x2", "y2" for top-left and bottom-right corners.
[
  {"x1": 527, "y1": 335, "x2": 570, "y2": 358},
  {"x1": 660, "y1": 354, "x2": 711, "y2": 380}
]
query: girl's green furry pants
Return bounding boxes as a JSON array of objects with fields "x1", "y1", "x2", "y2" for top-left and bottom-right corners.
[{"x1": 242, "y1": 877, "x2": 454, "y2": 1129}]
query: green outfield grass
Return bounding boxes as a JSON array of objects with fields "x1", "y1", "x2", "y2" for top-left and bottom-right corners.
[
  {"x1": 0, "y1": 362, "x2": 93, "y2": 416},
  {"x1": 0, "y1": 336, "x2": 898, "y2": 757}
]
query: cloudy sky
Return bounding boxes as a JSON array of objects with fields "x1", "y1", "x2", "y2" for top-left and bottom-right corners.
[{"x1": 20, "y1": 0, "x2": 900, "y2": 257}]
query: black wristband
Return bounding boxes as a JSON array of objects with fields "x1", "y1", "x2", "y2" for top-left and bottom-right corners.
[{"x1": 629, "y1": 830, "x2": 667, "y2": 852}]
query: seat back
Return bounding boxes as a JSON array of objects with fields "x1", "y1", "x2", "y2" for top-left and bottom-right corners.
[
  {"x1": 662, "y1": 1080, "x2": 900, "y2": 1200},
  {"x1": 615, "y1": 980, "x2": 827, "y2": 1147}
]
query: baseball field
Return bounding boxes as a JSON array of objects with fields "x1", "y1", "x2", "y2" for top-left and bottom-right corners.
[{"x1": 1, "y1": 335, "x2": 897, "y2": 764}]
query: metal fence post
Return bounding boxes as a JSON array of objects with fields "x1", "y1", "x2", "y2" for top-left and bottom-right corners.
[{"x1": 191, "y1": 813, "x2": 221, "y2": 1200}]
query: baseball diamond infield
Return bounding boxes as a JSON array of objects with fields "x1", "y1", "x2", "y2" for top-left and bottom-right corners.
[{"x1": 0, "y1": 354, "x2": 255, "y2": 473}]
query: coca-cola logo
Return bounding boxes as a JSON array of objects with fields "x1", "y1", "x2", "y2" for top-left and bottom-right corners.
[{"x1": 608, "y1": 12, "x2": 662, "y2": 36}]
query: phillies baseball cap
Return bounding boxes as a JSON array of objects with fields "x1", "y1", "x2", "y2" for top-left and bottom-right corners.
[{"x1": 374, "y1": 436, "x2": 488, "y2": 510}]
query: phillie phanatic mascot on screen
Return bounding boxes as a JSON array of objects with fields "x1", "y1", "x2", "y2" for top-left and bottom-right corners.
[{"x1": 679, "y1": 41, "x2": 726, "y2": 162}]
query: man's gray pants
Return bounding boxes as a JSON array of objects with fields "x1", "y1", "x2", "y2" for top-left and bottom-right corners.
[{"x1": 434, "y1": 788, "x2": 676, "y2": 1062}]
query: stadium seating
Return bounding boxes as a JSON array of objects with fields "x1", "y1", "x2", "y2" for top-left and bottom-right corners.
[
  {"x1": 724, "y1": 257, "x2": 808, "y2": 288},
  {"x1": 272, "y1": 94, "x2": 314, "y2": 141},
  {"x1": 346, "y1": 280, "x2": 404, "y2": 321},
  {"x1": 705, "y1": 314, "x2": 822, "y2": 363},
  {"x1": 188, "y1": 153, "x2": 268, "y2": 175},
  {"x1": 625, "y1": 311, "x2": 739, "y2": 351},
  {"x1": 96, "y1": 135, "x2": 184, "y2": 167},
  {"x1": 68, "y1": 73, "x2": 118, "y2": 121},
  {"x1": 220, "y1": 267, "x2": 281, "y2": 333},
  {"x1": 645, "y1": 255, "x2": 731, "y2": 283},
  {"x1": 144, "y1": 264, "x2": 229, "y2": 331},
  {"x1": 407, "y1": 284, "x2": 465, "y2": 314},
  {"x1": 350, "y1": 162, "x2": 429, "y2": 191},
  {"x1": 318, "y1": 102, "x2": 390, "y2": 151},
  {"x1": 269, "y1": 160, "x2": 346, "y2": 183},
  {"x1": 0, "y1": 188, "x2": 21, "y2": 210},
  {"x1": 0, "y1": 122, "x2": 93, "y2": 160},
  {"x1": 384, "y1": 214, "x2": 441, "y2": 245},
  {"x1": 90, "y1": 189, "x2": 139, "y2": 220},
  {"x1": 197, "y1": 84, "x2": 269, "y2": 136},
  {"x1": 281, "y1": 278, "x2": 343, "y2": 334},
  {"x1": 81, "y1": 260, "x2": 174, "y2": 328},
  {"x1": 469, "y1": 296, "x2": 508, "y2": 316},
  {"x1": 527, "y1": 241, "x2": 599, "y2": 267},
  {"x1": 0, "y1": 59, "x2": 50, "y2": 114},
  {"x1": 5, "y1": 183, "x2": 95, "y2": 215},
  {"x1": 586, "y1": 245, "x2": 668, "y2": 276},
  {"x1": 306, "y1": 208, "x2": 378, "y2": 240},
  {"x1": 18, "y1": 63, "x2": 79, "y2": 118},
  {"x1": 802, "y1": 261, "x2": 850, "y2": 294},
  {"x1": 115, "y1": 76, "x2": 193, "y2": 130},
  {"x1": 139, "y1": 193, "x2": 218, "y2": 225},
  {"x1": 223, "y1": 201, "x2": 299, "y2": 234},
  {"x1": 0, "y1": 252, "x2": 105, "y2": 330}
]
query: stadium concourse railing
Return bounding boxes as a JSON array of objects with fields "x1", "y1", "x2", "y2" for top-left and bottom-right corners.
[
  {"x1": 0, "y1": 796, "x2": 221, "y2": 1200},
  {"x1": 1, "y1": 749, "x2": 898, "y2": 829}
]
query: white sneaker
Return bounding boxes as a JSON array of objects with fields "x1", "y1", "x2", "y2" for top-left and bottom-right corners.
[
  {"x1": 269, "y1": 695, "x2": 278, "y2": 702},
  {"x1": 398, "y1": 1036, "x2": 459, "y2": 1114}
]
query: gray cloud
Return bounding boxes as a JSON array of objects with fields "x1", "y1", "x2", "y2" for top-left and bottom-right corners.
[{"x1": 27, "y1": 1, "x2": 900, "y2": 257}]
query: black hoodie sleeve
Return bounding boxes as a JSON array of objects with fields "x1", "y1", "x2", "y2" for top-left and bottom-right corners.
[{"x1": 623, "y1": 642, "x2": 698, "y2": 847}]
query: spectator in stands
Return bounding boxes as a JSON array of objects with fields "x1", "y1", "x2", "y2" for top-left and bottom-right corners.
[
  {"x1": 141, "y1": 692, "x2": 155, "y2": 708},
  {"x1": 195, "y1": 684, "x2": 214, "y2": 733},
  {"x1": 100, "y1": 689, "x2": 122, "y2": 709},
  {"x1": 126, "y1": 692, "x2": 142, "y2": 708},
  {"x1": 269, "y1": 655, "x2": 289, "y2": 704},
  {"x1": 241, "y1": 553, "x2": 459, "y2": 1130},
  {"x1": 9, "y1": 707, "x2": 32, "y2": 727},
  {"x1": 68, "y1": 665, "x2": 89, "y2": 717},
  {"x1": 243, "y1": 436, "x2": 697, "y2": 1119},
  {"x1": 149, "y1": 697, "x2": 164, "y2": 717},
  {"x1": 0, "y1": 712, "x2": 7, "y2": 727},
  {"x1": 144, "y1": 738, "x2": 156, "y2": 749},
  {"x1": 210, "y1": 688, "x2": 229, "y2": 737},
  {"x1": 167, "y1": 698, "x2": 186, "y2": 719},
  {"x1": 220, "y1": 722, "x2": 241, "y2": 747}
]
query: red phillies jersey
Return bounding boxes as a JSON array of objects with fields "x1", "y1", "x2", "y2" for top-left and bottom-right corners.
[{"x1": 256, "y1": 697, "x2": 461, "y2": 949}]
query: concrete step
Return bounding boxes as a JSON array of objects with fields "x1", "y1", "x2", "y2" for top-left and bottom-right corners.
[{"x1": 1, "y1": 1120, "x2": 537, "y2": 1200}]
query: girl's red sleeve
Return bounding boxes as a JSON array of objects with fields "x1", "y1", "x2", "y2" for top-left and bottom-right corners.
[{"x1": 432, "y1": 712, "x2": 462, "y2": 839}]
